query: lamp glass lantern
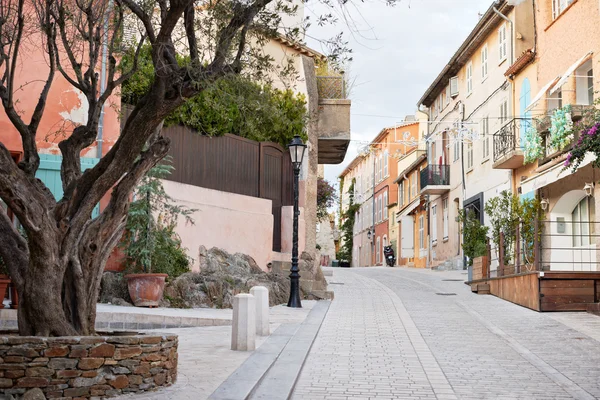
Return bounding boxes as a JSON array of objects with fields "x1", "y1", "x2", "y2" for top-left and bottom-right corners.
[
  {"x1": 289, "y1": 135, "x2": 307, "y2": 168},
  {"x1": 367, "y1": 229, "x2": 372, "y2": 241},
  {"x1": 540, "y1": 198, "x2": 550, "y2": 211},
  {"x1": 584, "y1": 182, "x2": 594, "y2": 197}
]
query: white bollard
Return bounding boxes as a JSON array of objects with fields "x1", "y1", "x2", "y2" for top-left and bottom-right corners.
[
  {"x1": 250, "y1": 286, "x2": 270, "y2": 336},
  {"x1": 231, "y1": 294, "x2": 256, "y2": 351}
]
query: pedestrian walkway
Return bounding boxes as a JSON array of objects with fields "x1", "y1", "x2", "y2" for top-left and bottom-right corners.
[
  {"x1": 292, "y1": 267, "x2": 600, "y2": 400},
  {"x1": 116, "y1": 301, "x2": 316, "y2": 400}
]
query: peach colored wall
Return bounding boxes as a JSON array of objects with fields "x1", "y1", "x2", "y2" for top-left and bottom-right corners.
[
  {"x1": 0, "y1": 29, "x2": 121, "y2": 158},
  {"x1": 162, "y1": 180, "x2": 276, "y2": 272},
  {"x1": 281, "y1": 206, "x2": 306, "y2": 256}
]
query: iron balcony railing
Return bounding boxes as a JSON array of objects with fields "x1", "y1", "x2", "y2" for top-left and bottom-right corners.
[
  {"x1": 316, "y1": 75, "x2": 346, "y2": 99},
  {"x1": 420, "y1": 165, "x2": 450, "y2": 189}
]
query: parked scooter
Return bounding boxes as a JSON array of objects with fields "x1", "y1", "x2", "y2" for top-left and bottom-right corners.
[{"x1": 383, "y1": 245, "x2": 395, "y2": 267}]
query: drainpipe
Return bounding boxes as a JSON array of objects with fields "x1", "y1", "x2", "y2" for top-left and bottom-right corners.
[{"x1": 97, "y1": 0, "x2": 113, "y2": 158}]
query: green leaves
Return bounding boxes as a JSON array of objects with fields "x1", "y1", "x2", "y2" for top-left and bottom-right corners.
[
  {"x1": 336, "y1": 179, "x2": 360, "y2": 263},
  {"x1": 120, "y1": 157, "x2": 195, "y2": 279},
  {"x1": 458, "y1": 210, "x2": 488, "y2": 266},
  {"x1": 121, "y1": 46, "x2": 308, "y2": 148}
]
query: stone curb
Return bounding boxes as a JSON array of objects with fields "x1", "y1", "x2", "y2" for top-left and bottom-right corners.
[
  {"x1": 0, "y1": 309, "x2": 231, "y2": 331},
  {"x1": 208, "y1": 300, "x2": 331, "y2": 400}
]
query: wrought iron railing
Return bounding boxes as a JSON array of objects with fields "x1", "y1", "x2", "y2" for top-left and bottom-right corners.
[
  {"x1": 492, "y1": 118, "x2": 530, "y2": 162},
  {"x1": 420, "y1": 165, "x2": 450, "y2": 189},
  {"x1": 316, "y1": 75, "x2": 346, "y2": 99}
]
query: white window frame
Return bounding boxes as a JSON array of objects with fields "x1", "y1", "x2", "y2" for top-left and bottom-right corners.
[
  {"x1": 419, "y1": 215, "x2": 425, "y2": 250},
  {"x1": 553, "y1": 0, "x2": 574, "y2": 20},
  {"x1": 498, "y1": 24, "x2": 507, "y2": 63},
  {"x1": 376, "y1": 236, "x2": 381, "y2": 264},
  {"x1": 431, "y1": 205, "x2": 438, "y2": 243},
  {"x1": 383, "y1": 152, "x2": 389, "y2": 178},
  {"x1": 500, "y1": 99, "x2": 509, "y2": 124},
  {"x1": 466, "y1": 62, "x2": 473, "y2": 95},
  {"x1": 482, "y1": 116, "x2": 490, "y2": 160},
  {"x1": 481, "y1": 44, "x2": 488, "y2": 81},
  {"x1": 377, "y1": 196, "x2": 382, "y2": 222},
  {"x1": 453, "y1": 135, "x2": 460, "y2": 162},
  {"x1": 379, "y1": 155, "x2": 383, "y2": 182},
  {"x1": 443, "y1": 198, "x2": 449, "y2": 240},
  {"x1": 399, "y1": 181, "x2": 405, "y2": 207},
  {"x1": 410, "y1": 173, "x2": 417, "y2": 198},
  {"x1": 445, "y1": 85, "x2": 451, "y2": 106},
  {"x1": 466, "y1": 141, "x2": 473, "y2": 170},
  {"x1": 383, "y1": 191, "x2": 388, "y2": 219}
]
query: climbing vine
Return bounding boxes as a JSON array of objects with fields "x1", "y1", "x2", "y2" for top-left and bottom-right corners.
[
  {"x1": 549, "y1": 105, "x2": 575, "y2": 151},
  {"x1": 523, "y1": 124, "x2": 543, "y2": 164},
  {"x1": 336, "y1": 179, "x2": 360, "y2": 263}
]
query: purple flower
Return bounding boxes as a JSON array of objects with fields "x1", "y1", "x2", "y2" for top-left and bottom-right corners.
[{"x1": 564, "y1": 153, "x2": 572, "y2": 167}]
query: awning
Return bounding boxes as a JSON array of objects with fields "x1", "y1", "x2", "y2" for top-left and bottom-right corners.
[
  {"x1": 549, "y1": 51, "x2": 593, "y2": 95},
  {"x1": 525, "y1": 76, "x2": 561, "y2": 113},
  {"x1": 519, "y1": 153, "x2": 596, "y2": 194},
  {"x1": 396, "y1": 199, "x2": 420, "y2": 221}
]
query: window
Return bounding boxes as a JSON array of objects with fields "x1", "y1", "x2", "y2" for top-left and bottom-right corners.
[
  {"x1": 481, "y1": 45, "x2": 488, "y2": 81},
  {"x1": 399, "y1": 181, "x2": 405, "y2": 207},
  {"x1": 572, "y1": 197, "x2": 595, "y2": 247},
  {"x1": 445, "y1": 85, "x2": 451, "y2": 106},
  {"x1": 376, "y1": 236, "x2": 381, "y2": 264},
  {"x1": 411, "y1": 173, "x2": 417, "y2": 198},
  {"x1": 419, "y1": 215, "x2": 425, "y2": 250},
  {"x1": 466, "y1": 62, "x2": 473, "y2": 95},
  {"x1": 552, "y1": 0, "x2": 575, "y2": 19},
  {"x1": 482, "y1": 116, "x2": 490, "y2": 159},
  {"x1": 548, "y1": 88, "x2": 562, "y2": 111},
  {"x1": 500, "y1": 99, "x2": 509, "y2": 124},
  {"x1": 379, "y1": 156, "x2": 383, "y2": 182},
  {"x1": 466, "y1": 142, "x2": 473, "y2": 170},
  {"x1": 450, "y1": 76, "x2": 459, "y2": 97},
  {"x1": 443, "y1": 198, "x2": 449, "y2": 239},
  {"x1": 432, "y1": 205, "x2": 438, "y2": 243},
  {"x1": 377, "y1": 196, "x2": 382, "y2": 222},
  {"x1": 453, "y1": 133, "x2": 460, "y2": 162},
  {"x1": 498, "y1": 24, "x2": 507, "y2": 63},
  {"x1": 588, "y1": 68, "x2": 594, "y2": 104},
  {"x1": 383, "y1": 191, "x2": 388, "y2": 220},
  {"x1": 576, "y1": 60, "x2": 594, "y2": 106},
  {"x1": 383, "y1": 152, "x2": 389, "y2": 177}
]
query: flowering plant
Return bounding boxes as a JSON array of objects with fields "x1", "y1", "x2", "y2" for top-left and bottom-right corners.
[
  {"x1": 549, "y1": 105, "x2": 574, "y2": 151},
  {"x1": 565, "y1": 122, "x2": 600, "y2": 171},
  {"x1": 523, "y1": 123, "x2": 543, "y2": 164}
]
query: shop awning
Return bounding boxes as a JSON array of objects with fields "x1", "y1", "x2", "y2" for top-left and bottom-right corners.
[
  {"x1": 549, "y1": 51, "x2": 593, "y2": 95},
  {"x1": 520, "y1": 153, "x2": 596, "y2": 194},
  {"x1": 525, "y1": 76, "x2": 561, "y2": 113}
]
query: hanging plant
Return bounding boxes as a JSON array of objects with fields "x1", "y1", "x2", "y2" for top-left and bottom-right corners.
[
  {"x1": 549, "y1": 105, "x2": 574, "y2": 151},
  {"x1": 523, "y1": 124, "x2": 543, "y2": 164}
]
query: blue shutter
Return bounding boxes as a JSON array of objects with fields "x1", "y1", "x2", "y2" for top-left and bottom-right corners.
[
  {"x1": 520, "y1": 78, "x2": 532, "y2": 147},
  {"x1": 36, "y1": 154, "x2": 101, "y2": 218}
]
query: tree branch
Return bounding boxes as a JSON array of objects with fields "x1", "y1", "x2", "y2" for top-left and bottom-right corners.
[
  {"x1": 119, "y1": 0, "x2": 155, "y2": 43},
  {"x1": 184, "y1": 3, "x2": 198, "y2": 63},
  {"x1": 0, "y1": 205, "x2": 28, "y2": 290}
]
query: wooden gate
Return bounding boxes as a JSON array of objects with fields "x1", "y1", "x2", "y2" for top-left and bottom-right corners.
[{"x1": 165, "y1": 129, "x2": 293, "y2": 252}]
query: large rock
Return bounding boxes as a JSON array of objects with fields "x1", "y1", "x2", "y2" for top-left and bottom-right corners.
[
  {"x1": 163, "y1": 247, "x2": 292, "y2": 308},
  {"x1": 99, "y1": 272, "x2": 132, "y2": 305}
]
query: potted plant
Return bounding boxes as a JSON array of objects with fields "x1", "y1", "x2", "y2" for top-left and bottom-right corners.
[
  {"x1": 122, "y1": 161, "x2": 193, "y2": 307},
  {"x1": 0, "y1": 257, "x2": 11, "y2": 309},
  {"x1": 459, "y1": 210, "x2": 489, "y2": 280}
]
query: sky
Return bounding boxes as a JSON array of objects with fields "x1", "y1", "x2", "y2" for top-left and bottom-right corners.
[{"x1": 305, "y1": 0, "x2": 494, "y2": 192}]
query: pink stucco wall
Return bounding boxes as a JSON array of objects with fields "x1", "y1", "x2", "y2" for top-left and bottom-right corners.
[
  {"x1": 281, "y1": 206, "x2": 306, "y2": 255},
  {"x1": 162, "y1": 180, "x2": 277, "y2": 271}
]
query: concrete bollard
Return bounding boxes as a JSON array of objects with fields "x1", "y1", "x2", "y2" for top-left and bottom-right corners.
[
  {"x1": 231, "y1": 294, "x2": 256, "y2": 351},
  {"x1": 250, "y1": 286, "x2": 270, "y2": 336}
]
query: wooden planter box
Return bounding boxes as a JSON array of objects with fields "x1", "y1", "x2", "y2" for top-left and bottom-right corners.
[{"x1": 472, "y1": 256, "x2": 489, "y2": 281}]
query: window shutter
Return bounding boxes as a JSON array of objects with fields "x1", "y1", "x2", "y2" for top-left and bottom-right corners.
[{"x1": 450, "y1": 76, "x2": 459, "y2": 97}]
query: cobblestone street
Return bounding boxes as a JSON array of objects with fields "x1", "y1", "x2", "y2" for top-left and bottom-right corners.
[{"x1": 292, "y1": 267, "x2": 600, "y2": 400}]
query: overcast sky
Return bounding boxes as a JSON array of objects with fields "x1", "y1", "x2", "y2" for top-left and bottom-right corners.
[{"x1": 305, "y1": 0, "x2": 494, "y2": 194}]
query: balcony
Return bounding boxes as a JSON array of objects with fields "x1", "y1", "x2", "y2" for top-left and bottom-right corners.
[
  {"x1": 537, "y1": 105, "x2": 595, "y2": 166},
  {"x1": 492, "y1": 119, "x2": 526, "y2": 169},
  {"x1": 420, "y1": 165, "x2": 450, "y2": 195},
  {"x1": 316, "y1": 75, "x2": 351, "y2": 164}
]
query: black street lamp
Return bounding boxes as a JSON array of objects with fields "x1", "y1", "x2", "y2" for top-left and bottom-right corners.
[{"x1": 287, "y1": 134, "x2": 307, "y2": 308}]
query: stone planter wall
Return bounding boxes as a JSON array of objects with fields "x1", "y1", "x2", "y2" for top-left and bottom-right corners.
[{"x1": 0, "y1": 333, "x2": 177, "y2": 399}]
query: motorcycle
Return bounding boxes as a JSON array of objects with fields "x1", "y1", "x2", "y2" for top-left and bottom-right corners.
[{"x1": 383, "y1": 245, "x2": 395, "y2": 267}]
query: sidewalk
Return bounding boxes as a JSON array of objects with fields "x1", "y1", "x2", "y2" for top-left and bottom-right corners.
[{"x1": 116, "y1": 301, "x2": 318, "y2": 400}]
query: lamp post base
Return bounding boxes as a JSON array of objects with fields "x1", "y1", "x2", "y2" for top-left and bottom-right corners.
[{"x1": 287, "y1": 275, "x2": 302, "y2": 308}]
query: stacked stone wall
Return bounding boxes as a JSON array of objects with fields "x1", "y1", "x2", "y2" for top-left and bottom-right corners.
[{"x1": 0, "y1": 333, "x2": 177, "y2": 399}]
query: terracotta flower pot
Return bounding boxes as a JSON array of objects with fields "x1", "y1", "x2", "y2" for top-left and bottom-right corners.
[
  {"x1": 0, "y1": 278, "x2": 10, "y2": 310},
  {"x1": 125, "y1": 273, "x2": 168, "y2": 307}
]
